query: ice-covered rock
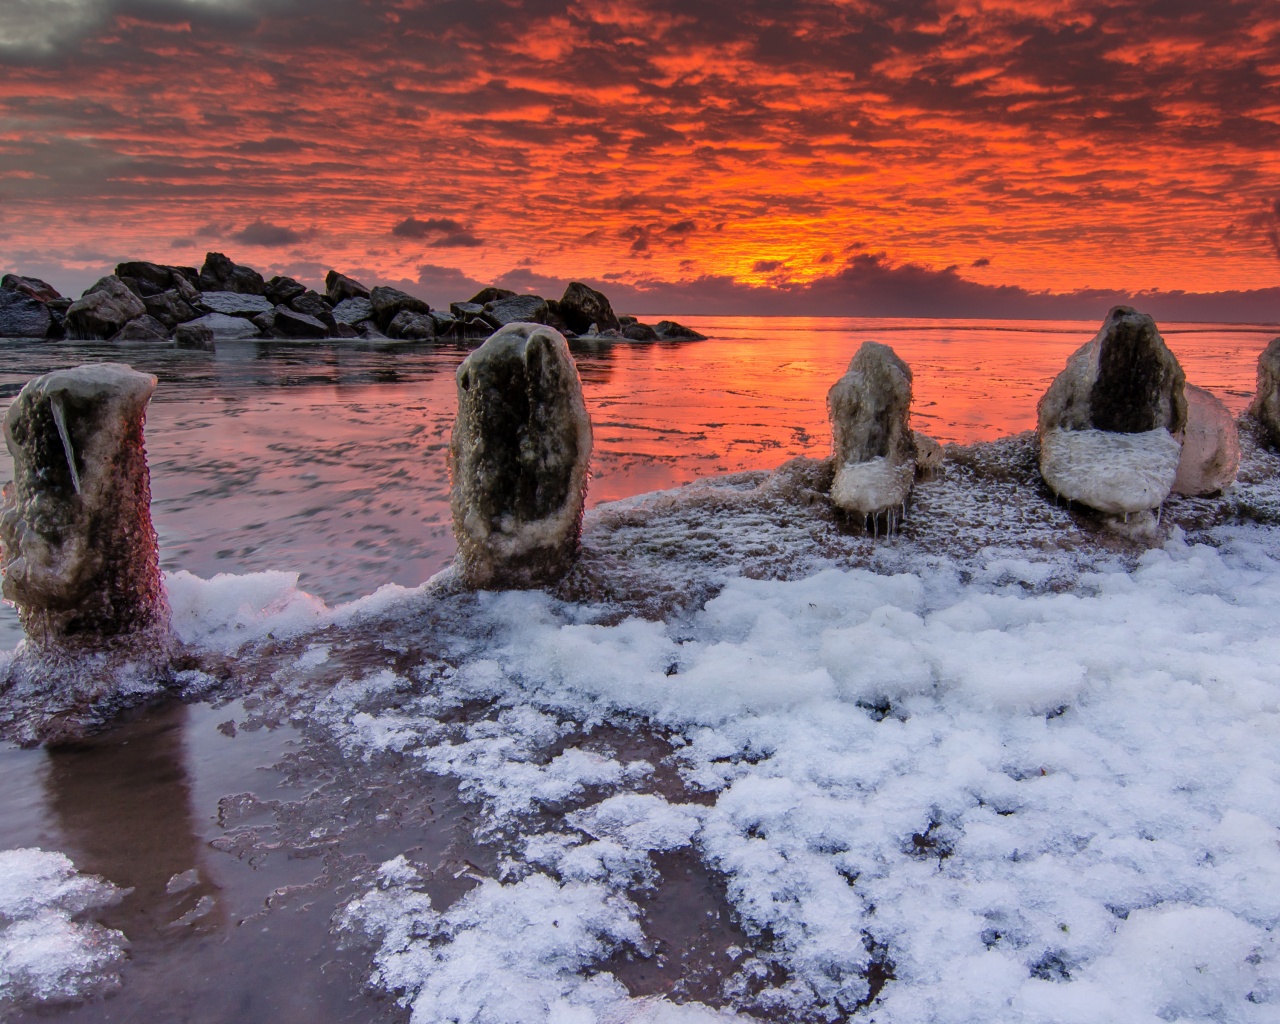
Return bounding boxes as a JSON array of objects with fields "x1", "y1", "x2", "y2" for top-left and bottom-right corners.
[
  {"x1": 450, "y1": 323, "x2": 592, "y2": 588},
  {"x1": 1037, "y1": 307, "x2": 1187, "y2": 513},
  {"x1": 1173, "y1": 384, "x2": 1239, "y2": 496},
  {"x1": 827, "y1": 342, "x2": 917, "y2": 524},
  {"x1": 1249, "y1": 336, "x2": 1280, "y2": 449},
  {"x1": 64, "y1": 277, "x2": 146, "y2": 340},
  {"x1": 913, "y1": 431, "x2": 943, "y2": 474},
  {"x1": 484, "y1": 294, "x2": 549, "y2": 328},
  {"x1": 1, "y1": 363, "x2": 169, "y2": 643},
  {"x1": 1039, "y1": 428, "x2": 1182, "y2": 515}
]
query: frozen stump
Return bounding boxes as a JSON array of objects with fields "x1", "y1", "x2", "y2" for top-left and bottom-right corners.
[
  {"x1": 827, "y1": 341, "x2": 918, "y2": 529},
  {"x1": 450, "y1": 323, "x2": 593, "y2": 588},
  {"x1": 1037, "y1": 306, "x2": 1187, "y2": 515},
  {"x1": 2, "y1": 363, "x2": 168, "y2": 643}
]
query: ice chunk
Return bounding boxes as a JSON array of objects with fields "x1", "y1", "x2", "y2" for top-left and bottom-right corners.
[
  {"x1": 0, "y1": 849, "x2": 127, "y2": 1009},
  {"x1": 1039, "y1": 427, "x2": 1181, "y2": 513}
]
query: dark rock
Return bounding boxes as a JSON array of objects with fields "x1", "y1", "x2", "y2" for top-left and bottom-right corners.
[
  {"x1": 335, "y1": 323, "x2": 360, "y2": 338},
  {"x1": 429, "y1": 311, "x2": 459, "y2": 336},
  {"x1": 289, "y1": 290, "x2": 336, "y2": 331},
  {"x1": 199, "y1": 290, "x2": 275, "y2": 318},
  {"x1": 273, "y1": 306, "x2": 329, "y2": 339},
  {"x1": 251, "y1": 310, "x2": 277, "y2": 333},
  {"x1": 326, "y1": 270, "x2": 370, "y2": 304},
  {"x1": 559, "y1": 281, "x2": 620, "y2": 334},
  {"x1": 114, "y1": 261, "x2": 195, "y2": 299},
  {"x1": 142, "y1": 289, "x2": 198, "y2": 329},
  {"x1": 112, "y1": 315, "x2": 170, "y2": 343},
  {"x1": 266, "y1": 275, "x2": 307, "y2": 306},
  {"x1": 198, "y1": 252, "x2": 267, "y2": 295},
  {"x1": 450, "y1": 323, "x2": 592, "y2": 588},
  {"x1": 469, "y1": 286, "x2": 517, "y2": 305},
  {"x1": 0, "y1": 293, "x2": 54, "y2": 338},
  {"x1": 1, "y1": 274, "x2": 61, "y2": 302},
  {"x1": 483, "y1": 294, "x2": 549, "y2": 327},
  {"x1": 181, "y1": 312, "x2": 259, "y2": 339},
  {"x1": 332, "y1": 297, "x2": 374, "y2": 326},
  {"x1": 370, "y1": 286, "x2": 431, "y2": 330},
  {"x1": 356, "y1": 321, "x2": 387, "y2": 340},
  {"x1": 65, "y1": 277, "x2": 147, "y2": 339},
  {"x1": 386, "y1": 310, "x2": 436, "y2": 340},
  {"x1": 1038, "y1": 306, "x2": 1186, "y2": 436},
  {"x1": 827, "y1": 342, "x2": 917, "y2": 521},
  {"x1": 174, "y1": 322, "x2": 215, "y2": 349},
  {"x1": 654, "y1": 320, "x2": 707, "y2": 341},
  {"x1": 450, "y1": 301, "x2": 486, "y2": 318},
  {"x1": 618, "y1": 315, "x2": 638, "y2": 327},
  {"x1": 622, "y1": 322, "x2": 659, "y2": 341},
  {"x1": 1251, "y1": 337, "x2": 1280, "y2": 448}
]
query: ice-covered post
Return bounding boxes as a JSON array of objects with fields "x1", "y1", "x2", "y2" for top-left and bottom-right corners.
[
  {"x1": 1037, "y1": 306, "x2": 1187, "y2": 516},
  {"x1": 1, "y1": 363, "x2": 169, "y2": 646},
  {"x1": 827, "y1": 341, "x2": 918, "y2": 532},
  {"x1": 450, "y1": 323, "x2": 593, "y2": 588}
]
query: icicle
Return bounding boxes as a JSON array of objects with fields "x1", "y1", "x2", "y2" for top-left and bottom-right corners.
[
  {"x1": 49, "y1": 393, "x2": 82, "y2": 495},
  {"x1": 1157, "y1": 502, "x2": 1163, "y2": 526}
]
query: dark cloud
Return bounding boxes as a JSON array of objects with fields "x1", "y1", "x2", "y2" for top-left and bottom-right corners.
[
  {"x1": 664, "y1": 220, "x2": 698, "y2": 235},
  {"x1": 231, "y1": 219, "x2": 314, "y2": 246},
  {"x1": 752, "y1": 259, "x2": 786, "y2": 273},
  {"x1": 392, "y1": 216, "x2": 483, "y2": 247},
  {"x1": 594, "y1": 253, "x2": 1280, "y2": 323},
  {"x1": 972, "y1": 257, "x2": 991, "y2": 268}
]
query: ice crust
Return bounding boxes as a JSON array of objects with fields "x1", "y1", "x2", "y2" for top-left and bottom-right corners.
[
  {"x1": 0, "y1": 849, "x2": 127, "y2": 1010},
  {"x1": 1039, "y1": 427, "x2": 1182, "y2": 514}
]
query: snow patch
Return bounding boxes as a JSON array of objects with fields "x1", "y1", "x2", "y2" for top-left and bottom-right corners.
[{"x1": 0, "y1": 849, "x2": 127, "y2": 1009}]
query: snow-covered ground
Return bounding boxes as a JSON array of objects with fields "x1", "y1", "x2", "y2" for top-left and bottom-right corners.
[{"x1": 5, "y1": 430, "x2": 1280, "y2": 1022}]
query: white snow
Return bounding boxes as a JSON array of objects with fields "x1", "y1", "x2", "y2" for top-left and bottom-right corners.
[
  {"x1": 0, "y1": 849, "x2": 127, "y2": 1009},
  {"x1": 331, "y1": 526, "x2": 1280, "y2": 1022}
]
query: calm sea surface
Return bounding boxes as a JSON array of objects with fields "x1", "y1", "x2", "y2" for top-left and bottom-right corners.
[{"x1": 0, "y1": 316, "x2": 1274, "y2": 644}]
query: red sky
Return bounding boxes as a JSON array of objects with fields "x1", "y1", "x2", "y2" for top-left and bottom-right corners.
[{"x1": 1, "y1": 0, "x2": 1279, "y2": 317}]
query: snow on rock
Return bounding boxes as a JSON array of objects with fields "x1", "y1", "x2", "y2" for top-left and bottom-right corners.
[
  {"x1": 1039, "y1": 427, "x2": 1182, "y2": 514},
  {"x1": 0, "y1": 849, "x2": 127, "y2": 1010}
]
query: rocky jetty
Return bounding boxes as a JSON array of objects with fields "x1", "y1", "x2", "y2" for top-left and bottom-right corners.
[
  {"x1": 1037, "y1": 306, "x2": 1190, "y2": 516},
  {"x1": 827, "y1": 342, "x2": 919, "y2": 530},
  {"x1": 0, "y1": 255, "x2": 707, "y2": 348},
  {"x1": 450, "y1": 324, "x2": 593, "y2": 588}
]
